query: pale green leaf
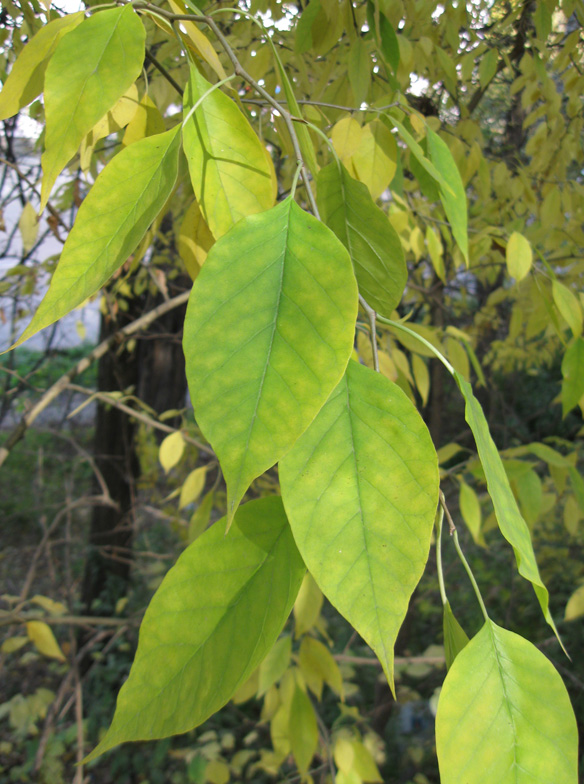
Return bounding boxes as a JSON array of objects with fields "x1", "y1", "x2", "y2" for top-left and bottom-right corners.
[
  {"x1": 18, "y1": 202, "x2": 38, "y2": 253},
  {"x1": 317, "y1": 161, "x2": 406, "y2": 317},
  {"x1": 182, "y1": 65, "x2": 275, "y2": 239},
  {"x1": 289, "y1": 686, "x2": 318, "y2": 774},
  {"x1": 0, "y1": 11, "x2": 83, "y2": 121},
  {"x1": 436, "y1": 621, "x2": 578, "y2": 783},
  {"x1": 280, "y1": 360, "x2": 439, "y2": 691},
  {"x1": 298, "y1": 636, "x2": 343, "y2": 699},
  {"x1": 41, "y1": 5, "x2": 145, "y2": 209},
  {"x1": 188, "y1": 489, "x2": 214, "y2": 543},
  {"x1": 426, "y1": 225, "x2": 445, "y2": 281},
  {"x1": 295, "y1": 0, "x2": 321, "y2": 54},
  {"x1": 443, "y1": 601, "x2": 469, "y2": 670},
  {"x1": 348, "y1": 38, "x2": 371, "y2": 105},
  {"x1": 427, "y1": 128, "x2": 468, "y2": 264},
  {"x1": 258, "y1": 636, "x2": 291, "y2": 696},
  {"x1": 479, "y1": 47, "x2": 498, "y2": 89},
  {"x1": 11, "y1": 126, "x2": 181, "y2": 349},
  {"x1": 293, "y1": 573, "x2": 323, "y2": 638},
  {"x1": 565, "y1": 584, "x2": 584, "y2": 621},
  {"x1": 159, "y1": 431, "x2": 185, "y2": 474},
  {"x1": 561, "y1": 337, "x2": 584, "y2": 416},
  {"x1": 352, "y1": 739, "x2": 383, "y2": 782},
  {"x1": 553, "y1": 280, "x2": 583, "y2": 337},
  {"x1": 352, "y1": 120, "x2": 397, "y2": 200},
  {"x1": 455, "y1": 372, "x2": 560, "y2": 640},
  {"x1": 179, "y1": 466, "x2": 207, "y2": 509},
  {"x1": 183, "y1": 197, "x2": 358, "y2": 526},
  {"x1": 506, "y1": 231, "x2": 533, "y2": 282},
  {"x1": 412, "y1": 353, "x2": 430, "y2": 406},
  {"x1": 459, "y1": 480, "x2": 484, "y2": 546},
  {"x1": 1, "y1": 636, "x2": 29, "y2": 654},
  {"x1": 85, "y1": 497, "x2": 305, "y2": 761}
]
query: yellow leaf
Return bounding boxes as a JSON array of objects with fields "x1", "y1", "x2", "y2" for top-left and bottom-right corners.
[
  {"x1": 179, "y1": 466, "x2": 207, "y2": 509},
  {"x1": 426, "y1": 225, "x2": 445, "y2": 282},
  {"x1": 565, "y1": 584, "x2": 584, "y2": 621},
  {"x1": 298, "y1": 636, "x2": 343, "y2": 699},
  {"x1": 205, "y1": 759, "x2": 230, "y2": 784},
  {"x1": 351, "y1": 739, "x2": 383, "y2": 782},
  {"x1": 30, "y1": 595, "x2": 67, "y2": 615},
  {"x1": 412, "y1": 354, "x2": 430, "y2": 406},
  {"x1": 293, "y1": 572, "x2": 323, "y2": 637},
  {"x1": 334, "y1": 737, "x2": 355, "y2": 773},
  {"x1": 351, "y1": 120, "x2": 397, "y2": 200},
  {"x1": 553, "y1": 280, "x2": 583, "y2": 337},
  {"x1": 122, "y1": 93, "x2": 166, "y2": 147},
  {"x1": 446, "y1": 336, "x2": 470, "y2": 380},
  {"x1": 1, "y1": 636, "x2": 29, "y2": 654},
  {"x1": 26, "y1": 621, "x2": 66, "y2": 661},
  {"x1": 159, "y1": 431, "x2": 185, "y2": 473},
  {"x1": 168, "y1": 0, "x2": 227, "y2": 80},
  {"x1": 18, "y1": 202, "x2": 39, "y2": 253},
  {"x1": 178, "y1": 200, "x2": 215, "y2": 281},
  {"x1": 506, "y1": 231, "x2": 532, "y2": 282}
]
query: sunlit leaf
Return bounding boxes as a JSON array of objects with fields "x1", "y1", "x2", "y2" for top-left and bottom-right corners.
[
  {"x1": 436, "y1": 621, "x2": 578, "y2": 783},
  {"x1": 122, "y1": 93, "x2": 166, "y2": 147},
  {"x1": 26, "y1": 621, "x2": 65, "y2": 662},
  {"x1": 183, "y1": 197, "x2": 358, "y2": 526},
  {"x1": 317, "y1": 161, "x2": 406, "y2": 317},
  {"x1": 41, "y1": 5, "x2": 145, "y2": 209},
  {"x1": 177, "y1": 200, "x2": 214, "y2": 281},
  {"x1": 168, "y1": 0, "x2": 227, "y2": 80},
  {"x1": 18, "y1": 202, "x2": 38, "y2": 253},
  {"x1": 85, "y1": 497, "x2": 305, "y2": 761},
  {"x1": 280, "y1": 360, "x2": 439, "y2": 691},
  {"x1": 459, "y1": 480, "x2": 484, "y2": 546},
  {"x1": 506, "y1": 231, "x2": 532, "y2": 282},
  {"x1": 179, "y1": 466, "x2": 207, "y2": 509},
  {"x1": 293, "y1": 573, "x2": 323, "y2": 638},
  {"x1": 352, "y1": 120, "x2": 397, "y2": 200},
  {"x1": 159, "y1": 431, "x2": 185, "y2": 473}
]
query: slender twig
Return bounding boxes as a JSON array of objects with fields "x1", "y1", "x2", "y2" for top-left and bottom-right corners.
[
  {"x1": 435, "y1": 504, "x2": 448, "y2": 606},
  {"x1": 145, "y1": 48, "x2": 184, "y2": 96},
  {"x1": 0, "y1": 157, "x2": 70, "y2": 233},
  {"x1": 439, "y1": 489, "x2": 456, "y2": 534},
  {"x1": 0, "y1": 612, "x2": 139, "y2": 628}
]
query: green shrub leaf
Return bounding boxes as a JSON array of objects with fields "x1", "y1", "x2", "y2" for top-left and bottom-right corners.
[
  {"x1": 280, "y1": 360, "x2": 439, "y2": 691},
  {"x1": 85, "y1": 497, "x2": 305, "y2": 761}
]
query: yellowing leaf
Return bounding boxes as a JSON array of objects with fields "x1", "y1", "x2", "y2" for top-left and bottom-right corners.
[
  {"x1": 561, "y1": 337, "x2": 584, "y2": 416},
  {"x1": 412, "y1": 354, "x2": 430, "y2": 406},
  {"x1": 351, "y1": 740, "x2": 383, "y2": 782},
  {"x1": 179, "y1": 466, "x2": 207, "y2": 509},
  {"x1": 0, "y1": 12, "x2": 84, "y2": 121},
  {"x1": 289, "y1": 686, "x2": 318, "y2": 774},
  {"x1": 458, "y1": 481, "x2": 484, "y2": 546},
  {"x1": 159, "y1": 431, "x2": 185, "y2": 473},
  {"x1": 122, "y1": 94, "x2": 166, "y2": 147},
  {"x1": 506, "y1": 231, "x2": 532, "y2": 282},
  {"x1": 293, "y1": 573, "x2": 323, "y2": 638},
  {"x1": 331, "y1": 116, "x2": 362, "y2": 162},
  {"x1": 30, "y1": 595, "x2": 66, "y2": 615},
  {"x1": 178, "y1": 200, "x2": 215, "y2": 281},
  {"x1": 40, "y1": 6, "x2": 146, "y2": 209},
  {"x1": 352, "y1": 120, "x2": 397, "y2": 199},
  {"x1": 258, "y1": 636, "x2": 291, "y2": 696},
  {"x1": 553, "y1": 280, "x2": 583, "y2": 337},
  {"x1": 205, "y1": 760, "x2": 230, "y2": 784},
  {"x1": 18, "y1": 202, "x2": 39, "y2": 253},
  {"x1": 426, "y1": 225, "x2": 445, "y2": 282},
  {"x1": 298, "y1": 636, "x2": 343, "y2": 699},
  {"x1": 1, "y1": 636, "x2": 29, "y2": 654},
  {"x1": 26, "y1": 621, "x2": 66, "y2": 662},
  {"x1": 188, "y1": 489, "x2": 214, "y2": 543},
  {"x1": 565, "y1": 584, "x2": 584, "y2": 621},
  {"x1": 168, "y1": 0, "x2": 227, "y2": 81}
]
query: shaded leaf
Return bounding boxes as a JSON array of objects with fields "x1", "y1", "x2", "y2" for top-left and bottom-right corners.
[
  {"x1": 436, "y1": 621, "x2": 578, "y2": 783},
  {"x1": 18, "y1": 202, "x2": 38, "y2": 253},
  {"x1": 443, "y1": 601, "x2": 469, "y2": 669},
  {"x1": 565, "y1": 584, "x2": 584, "y2": 621},
  {"x1": 553, "y1": 280, "x2": 583, "y2": 337},
  {"x1": 459, "y1": 480, "x2": 484, "y2": 546},
  {"x1": 289, "y1": 686, "x2": 318, "y2": 774},
  {"x1": 183, "y1": 197, "x2": 358, "y2": 526},
  {"x1": 258, "y1": 636, "x2": 291, "y2": 696},
  {"x1": 41, "y1": 5, "x2": 145, "y2": 209},
  {"x1": 317, "y1": 161, "x2": 406, "y2": 317},
  {"x1": 348, "y1": 38, "x2": 371, "y2": 105},
  {"x1": 280, "y1": 360, "x2": 439, "y2": 691},
  {"x1": 168, "y1": 0, "x2": 227, "y2": 80},
  {"x1": 26, "y1": 621, "x2": 65, "y2": 662},
  {"x1": 561, "y1": 337, "x2": 584, "y2": 416},
  {"x1": 177, "y1": 200, "x2": 214, "y2": 281},
  {"x1": 122, "y1": 93, "x2": 166, "y2": 147},
  {"x1": 188, "y1": 489, "x2": 214, "y2": 543},
  {"x1": 293, "y1": 573, "x2": 323, "y2": 638},
  {"x1": 85, "y1": 497, "x2": 305, "y2": 761}
]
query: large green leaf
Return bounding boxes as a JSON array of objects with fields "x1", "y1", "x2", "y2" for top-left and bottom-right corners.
[
  {"x1": 0, "y1": 12, "x2": 84, "y2": 121},
  {"x1": 426, "y1": 128, "x2": 469, "y2": 263},
  {"x1": 317, "y1": 161, "x2": 406, "y2": 317},
  {"x1": 12, "y1": 127, "x2": 181, "y2": 349},
  {"x1": 455, "y1": 372, "x2": 559, "y2": 638},
  {"x1": 182, "y1": 65, "x2": 275, "y2": 239},
  {"x1": 279, "y1": 360, "x2": 439, "y2": 690},
  {"x1": 183, "y1": 196, "x2": 358, "y2": 526},
  {"x1": 40, "y1": 5, "x2": 145, "y2": 209},
  {"x1": 436, "y1": 621, "x2": 578, "y2": 783},
  {"x1": 85, "y1": 497, "x2": 305, "y2": 761}
]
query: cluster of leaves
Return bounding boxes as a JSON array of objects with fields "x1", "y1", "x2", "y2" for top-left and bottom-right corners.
[{"x1": 1, "y1": 0, "x2": 583, "y2": 781}]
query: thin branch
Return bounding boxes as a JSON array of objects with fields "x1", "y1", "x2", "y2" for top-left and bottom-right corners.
[{"x1": 145, "y1": 48, "x2": 184, "y2": 96}]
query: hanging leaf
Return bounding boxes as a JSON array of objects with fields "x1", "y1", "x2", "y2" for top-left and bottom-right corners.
[
  {"x1": 298, "y1": 636, "x2": 343, "y2": 699},
  {"x1": 272, "y1": 57, "x2": 318, "y2": 177},
  {"x1": 183, "y1": 197, "x2": 358, "y2": 527},
  {"x1": 436, "y1": 621, "x2": 578, "y2": 783},
  {"x1": 288, "y1": 686, "x2": 318, "y2": 775},
  {"x1": 40, "y1": 5, "x2": 145, "y2": 209},
  {"x1": 553, "y1": 280, "x2": 583, "y2": 337},
  {"x1": 280, "y1": 361, "x2": 439, "y2": 691},
  {"x1": 352, "y1": 120, "x2": 397, "y2": 200},
  {"x1": 293, "y1": 573, "x2": 323, "y2": 637},
  {"x1": 459, "y1": 480, "x2": 484, "y2": 546},
  {"x1": 348, "y1": 38, "x2": 371, "y2": 105},
  {"x1": 367, "y1": 1, "x2": 399, "y2": 73},
  {"x1": 168, "y1": 0, "x2": 227, "y2": 81},
  {"x1": 258, "y1": 636, "x2": 291, "y2": 696},
  {"x1": 561, "y1": 336, "x2": 584, "y2": 416},
  {"x1": 455, "y1": 372, "x2": 560, "y2": 641},
  {"x1": 11, "y1": 126, "x2": 181, "y2": 350},
  {"x1": 443, "y1": 601, "x2": 469, "y2": 669},
  {"x1": 188, "y1": 489, "x2": 214, "y2": 543},
  {"x1": 179, "y1": 466, "x2": 207, "y2": 509},
  {"x1": 122, "y1": 93, "x2": 166, "y2": 147},
  {"x1": 84, "y1": 497, "x2": 305, "y2": 761},
  {"x1": 317, "y1": 161, "x2": 406, "y2": 317},
  {"x1": 426, "y1": 128, "x2": 469, "y2": 264},
  {"x1": 506, "y1": 231, "x2": 532, "y2": 282},
  {"x1": 18, "y1": 202, "x2": 39, "y2": 253},
  {"x1": 177, "y1": 200, "x2": 215, "y2": 281},
  {"x1": 0, "y1": 12, "x2": 84, "y2": 121},
  {"x1": 26, "y1": 621, "x2": 66, "y2": 662},
  {"x1": 331, "y1": 116, "x2": 362, "y2": 163},
  {"x1": 295, "y1": 0, "x2": 321, "y2": 54},
  {"x1": 183, "y1": 65, "x2": 275, "y2": 239},
  {"x1": 412, "y1": 354, "x2": 430, "y2": 406}
]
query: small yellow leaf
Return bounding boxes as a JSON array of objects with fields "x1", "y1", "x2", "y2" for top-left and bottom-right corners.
[
  {"x1": 565, "y1": 584, "x2": 584, "y2": 621},
  {"x1": 506, "y1": 231, "x2": 532, "y2": 282},
  {"x1": 351, "y1": 739, "x2": 383, "y2": 782},
  {"x1": 26, "y1": 621, "x2": 66, "y2": 661},
  {"x1": 30, "y1": 595, "x2": 66, "y2": 615},
  {"x1": 178, "y1": 201, "x2": 215, "y2": 281},
  {"x1": 1, "y1": 636, "x2": 29, "y2": 654},
  {"x1": 179, "y1": 466, "x2": 207, "y2": 509},
  {"x1": 159, "y1": 431, "x2": 185, "y2": 473},
  {"x1": 18, "y1": 202, "x2": 39, "y2": 253},
  {"x1": 412, "y1": 354, "x2": 430, "y2": 406},
  {"x1": 122, "y1": 93, "x2": 166, "y2": 147}
]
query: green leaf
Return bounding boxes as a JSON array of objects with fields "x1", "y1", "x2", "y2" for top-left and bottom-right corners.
[
  {"x1": 182, "y1": 66, "x2": 275, "y2": 239},
  {"x1": 183, "y1": 197, "x2": 358, "y2": 526},
  {"x1": 455, "y1": 372, "x2": 560, "y2": 640},
  {"x1": 479, "y1": 47, "x2": 498, "y2": 89},
  {"x1": 348, "y1": 38, "x2": 371, "y2": 105},
  {"x1": 317, "y1": 161, "x2": 406, "y2": 317},
  {"x1": 367, "y1": 1, "x2": 399, "y2": 73},
  {"x1": 188, "y1": 489, "x2": 214, "y2": 543},
  {"x1": 426, "y1": 128, "x2": 469, "y2": 263},
  {"x1": 561, "y1": 337, "x2": 584, "y2": 416},
  {"x1": 506, "y1": 231, "x2": 533, "y2": 282},
  {"x1": 85, "y1": 497, "x2": 305, "y2": 761},
  {"x1": 388, "y1": 115, "x2": 447, "y2": 190},
  {"x1": 11, "y1": 126, "x2": 181, "y2": 349},
  {"x1": 41, "y1": 5, "x2": 145, "y2": 209},
  {"x1": 443, "y1": 601, "x2": 469, "y2": 670},
  {"x1": 565, "y1": 584, "x2": 584, "y2": 621},
  {"x1": 0, "y1": 11, "x2": 84, "y2": 121},
  {"x1": 553, "y1": 280, "x2": 583, "y2": 337},
  {"x1": 295, "y1": 0, "x2": 321, "y2": 54},
  {"x1": 279, "y1": 360, "x2": 439, "y2": 691},
  {"x1": 289, "y1": 686, "x2": 318, "y2": 775},
  {"x1": 258, "y1": 636, "x2": 291, "y2": 696},
  {"x1": 436, "y1": 621, "x2": 578, "y2": 783}
]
